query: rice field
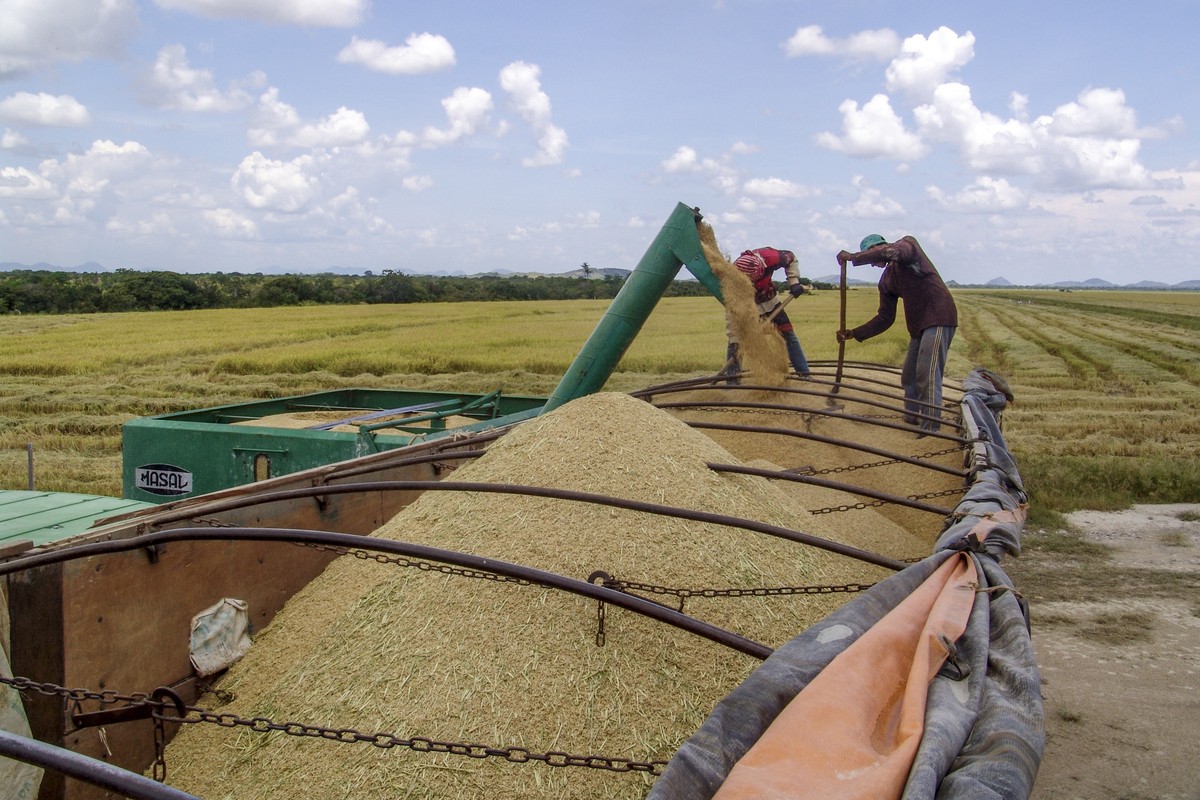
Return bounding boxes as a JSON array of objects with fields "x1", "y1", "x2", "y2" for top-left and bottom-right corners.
[{"x1": 1, "y1": 288, "x2": 1197, "y2": 518}]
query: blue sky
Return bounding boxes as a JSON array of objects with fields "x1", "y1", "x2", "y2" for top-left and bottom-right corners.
[{"x1": 1, "y1": 0, "x2": 1198, "y2": 285}]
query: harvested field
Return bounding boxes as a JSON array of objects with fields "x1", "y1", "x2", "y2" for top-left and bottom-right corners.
[{"x1": 161, "y1": 390, "x2": 946, "y2": 799}]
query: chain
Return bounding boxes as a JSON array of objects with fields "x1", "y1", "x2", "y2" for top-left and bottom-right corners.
[
  {"x1": 293, "y1": 542, "x2": 533, "y2": 586},
  {"x1": 2, "y1": 675, "x2": 152, "y2": 707},
  {"x1": 190, "y1": 517, "x2": 237, "y2": 527},
  {"x1": 0, "y1": 675, "x2": 666, "y2": 777},
  {"x1": 602, "y1": 577, "x2": 873, "y2": 613},
  {"x1": 152, "y1": 713, "x2": 168, "y2": 782},
  {"x1": 809, "y1": 485, "x2": 966, "y2": 516},
  {"x1": 911, "y1": 487, "x2": 969, "y2": 500},
  {"x1": 814, "y1": 457, "x2": 903, "y2": 476}
]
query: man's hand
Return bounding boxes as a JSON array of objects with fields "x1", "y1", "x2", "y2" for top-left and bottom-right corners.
[
  {"x1": 788, "y1": 283, "x2": 805, "y2": 297},
  {"x1": 836, "y1": 329, "x2": 853, "y2": 343},
  {"x1": 836, "y1": 250, "x2": 853, "y2": 267}
]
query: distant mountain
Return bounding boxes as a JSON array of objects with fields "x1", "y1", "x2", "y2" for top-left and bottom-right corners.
[
  {"x1": 1175, "y1": 280, "x2": 1200, "y2": 289},
  {"x1": 986, "y1": 277, "x2": 1012, "y2": 286},
  {"x1": 815, "y1": 274, "x2": 876, "y2": 286},
  {"x1": 554, "y1": 267, "x2": 631, "y2": 279},
  {"x1": 1049, "y1": 278, "x2": 1116, "y2": 288},
  {"x1": 1129, "y1": 280, "x2": 1170, "y2": 288}
]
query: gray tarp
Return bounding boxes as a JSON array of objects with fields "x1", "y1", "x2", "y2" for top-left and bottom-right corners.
[{"x1": 649, "y1": 368, "x2": 1044, "y2": 799}]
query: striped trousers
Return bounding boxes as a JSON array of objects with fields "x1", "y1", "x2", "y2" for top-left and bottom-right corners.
[{"x1": 902, "y1": 325, "x2": 955, "y2": 433}]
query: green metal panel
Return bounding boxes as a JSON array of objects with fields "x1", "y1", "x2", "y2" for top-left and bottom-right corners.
[
  {"x1": 0, "y1": 491, "x2": 155, "y2": 547},
  {"x1": 121, "y1": 388, "x2": 546, "y2": 502}
]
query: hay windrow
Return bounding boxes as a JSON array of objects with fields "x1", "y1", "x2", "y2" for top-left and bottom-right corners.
[{"x1": 162, "y1": 392, "x2": 901, "y2": 800}]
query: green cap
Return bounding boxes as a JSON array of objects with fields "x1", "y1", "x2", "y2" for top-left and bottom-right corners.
[{"x1": 859, "y1": 234, "x2": 886, "y2": 251}]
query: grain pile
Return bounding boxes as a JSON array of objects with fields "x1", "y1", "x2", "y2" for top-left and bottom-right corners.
[
  {"x1": 162, "y1": 392, "x2": 899, "y2": 800},
  {"x1": 697, "y1": 222, "x2": 789, "y2": 387},
  {"x1": 234, "y1": 411, "x2": 478, "y2": 435},
  {"x1": 657, "y1": 366, "x2": 966, "y2": 548}
]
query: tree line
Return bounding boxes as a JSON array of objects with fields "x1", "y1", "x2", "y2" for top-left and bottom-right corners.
[{"x1": 0, "y1": 268, "x2": 743, "y2": 314}]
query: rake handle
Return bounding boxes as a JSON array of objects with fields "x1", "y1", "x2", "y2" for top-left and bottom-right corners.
[{"x1": 832, "y1": 261, "x2": 848, "y2": 395}]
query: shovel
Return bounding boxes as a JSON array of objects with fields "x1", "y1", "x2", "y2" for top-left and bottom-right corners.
[{"x1": 826, "y1": 262, "x2": 848, "y2": 411}]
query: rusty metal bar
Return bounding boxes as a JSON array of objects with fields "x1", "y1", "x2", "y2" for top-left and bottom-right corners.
[
  {"x1": 648, "y1": 384, "x2": 963, "y2": 431},
  {"x1": 0, "y1": 728, "x2": 199, "y2": 800},
  {"x1": 684, "y1": 420, "x2": 968, "y2": 477},
  {"x1": 23, "y1": 481, "x2": 908, "y2": 572},
  {"x1": 0, "y1": 527, "x2": 775, "y2": 660},
  {"x1": 655, "y1": 399, "x2": 967, "y2": 443},
  {"x1": 707, "y1": 463, "x2": 955, "y2": 516}
]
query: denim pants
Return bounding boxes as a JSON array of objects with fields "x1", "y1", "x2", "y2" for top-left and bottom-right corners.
[{"x1": 902, "y1": 325, "x2": 955, "y2": 432}]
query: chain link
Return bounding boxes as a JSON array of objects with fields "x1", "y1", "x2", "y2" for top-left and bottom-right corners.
[
  {"x1": 0, "y1": 675, "x2": 666, "y2": 777},
  {"x1": 293, "y1": 541, "x2": 534, "y2": 586},
  {"x1": 809, "y1": 484, "x2": 966, "y2": 516},
  {"x1": 603, "y1": 577, "x2": 874, "y2": 613}
]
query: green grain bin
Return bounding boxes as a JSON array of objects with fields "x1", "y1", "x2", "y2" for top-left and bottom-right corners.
[{"x1": 121, "y1": 388, "x2": 546, "y2": 502}]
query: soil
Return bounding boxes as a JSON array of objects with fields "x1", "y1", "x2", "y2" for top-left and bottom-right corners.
[{"x1": 1012, "y1": 504, "x2": 1200, "y2": 800}]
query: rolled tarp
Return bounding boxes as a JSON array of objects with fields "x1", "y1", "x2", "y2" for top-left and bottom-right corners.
[{"x1": 649, "y1": 368, "x2": 1044, "y2": 799}]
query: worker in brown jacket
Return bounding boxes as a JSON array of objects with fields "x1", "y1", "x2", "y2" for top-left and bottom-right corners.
[{"x1": 836, "y1": 234, "x2": 957, "y2": 435}]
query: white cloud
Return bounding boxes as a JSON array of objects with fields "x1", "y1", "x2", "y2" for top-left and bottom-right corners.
[
  {"x1": 915, "y1": 83, "x2": 1155, "y2": 189},
  {"x1": 402, "y1": 175, "x2": 433, "y2": 192},
  {"x1": 1, "y1": 128, "x2": 29, "y2": 149},
  {"x1": 884, "y1": 27, "x2": 975, "y2": 100},
  {"x1": 144, "y1": 45, "x2": 259, "y2": 112},
  {"x1": 0, "y1": 166, "x2": 57, "y2": 199},
  {"x1": 498, "y1": 61, "x2": 568, "y2": 166},
  {"x1": 1010, "y1": 92, "x2": 1029, "y2": 121},
  {"x1": 204, "y1": 207, "x2": 259, "y2": 238},
  {"x1": 743, "y1": 177, "x2": 816, "y2": 199},
  {"x1": 419, "y1": 87, "x2": 494, "y2": 146},
  {"x1": 232, "y1": 152, "x2": 320, "y2": 212},
  {"x1": 290, "y1": 107, "x2": 370, "y2": 148},
  {"x1": 660, "y1": 145, "x2": 740, "y2": 193},
  {"x1": 106, "y1": 211, "x2": 178, "y2": 237},
  {"x1": 0, "y1": 0, "x2": 137, "y2": 77},
  {"x1": 337, "y1": 33, "x2": 455, "y2": 75},
  {"x1": 248, "y1": 88, "x2": 302, "y2": 147},
  {"x1": 816, "y1": 94, "x2": 927, "y2": 160},
  {"x1": 662, "y1": 146, "x2": 700, "y2": 172},
  {"x1": 0, "y1": 92, "x2": 91, "y2": 127},
  {"x1": 928, "y1": 176, "x2": 1027, "y2": 211},
  {"x1": 1047, "y1": 87, "x2": 1141, "y2": 138},
  {"x1": 152, "y1": 0, "x2": 365, "y2": 27},
  {"x1": 783, "y1": 25, "x2": 900, "y2": 61},
  {"x1": 248, "y1": 89, "x2": 368, "y2": 148},
  {"x1": 831, "y1": 185, "x2": 906, "y2": 218},
  {"x1": 11, "y1": 139, "x2": 157, "y2": 225}
]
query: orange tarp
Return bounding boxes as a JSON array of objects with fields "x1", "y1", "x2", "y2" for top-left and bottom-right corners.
[{"x1": 713, "y1": 553, "x2": 978, "y2": 800}]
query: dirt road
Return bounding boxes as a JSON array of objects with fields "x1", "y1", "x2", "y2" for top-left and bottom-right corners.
[{"x1": 1009, "y1": 504, "x2": 1200, "y2": 800}]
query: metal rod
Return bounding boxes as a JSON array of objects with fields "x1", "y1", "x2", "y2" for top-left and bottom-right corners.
[
  {"x1": 655, "y1": 399, "x2": 966, "y2": 443},
  {"x1": 0, "y1": 527, "x2": 775, "y2": 660},
  {"x1": 686, "y1": 420, "x2": 968, "y2": 477},
  {"x1": 0, "y1": 728, "x2": 200, "y2": 800},
  {"x1": 708, "y1": 463, "x2": 956, "y2": 516},
  {"x1": 48, "y1": 481, "x2": 909, "y2": 572},
  {"x1": 645, "y1": 381, "x2": 963, "y2": 430}
]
